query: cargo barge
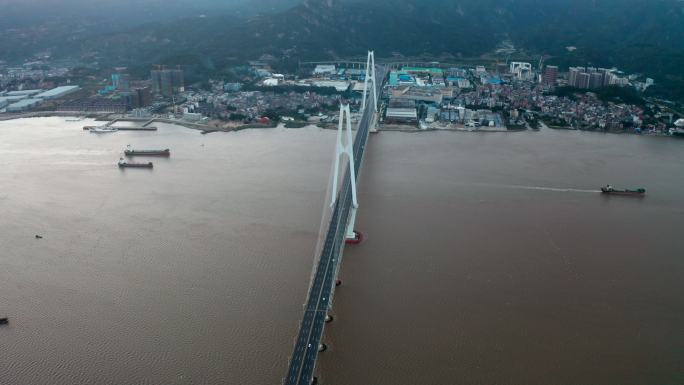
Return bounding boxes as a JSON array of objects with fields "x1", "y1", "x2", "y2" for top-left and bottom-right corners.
[
  {"x1": 124, "y1": 146, "x2": 170, "y2": 157},
  {"x1": 601, "y1": 185, "x2": 646, "y2": 196},
  {"x1": 118, "y1": 158, "x2": 153, "y2": 169}
]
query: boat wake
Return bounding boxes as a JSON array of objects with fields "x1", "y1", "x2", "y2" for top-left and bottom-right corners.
[{"x1": 476, "y1": 183, "x2": 598, "y2": 193}]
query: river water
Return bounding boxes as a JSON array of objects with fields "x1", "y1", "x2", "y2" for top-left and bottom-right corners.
[{"x1": 1, "y1": 117, "x2": 683, "y2": 385}]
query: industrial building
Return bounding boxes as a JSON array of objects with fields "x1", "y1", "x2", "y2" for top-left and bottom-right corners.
[
  {"x1": 34, "y1": 85, "x2": 80, "y2": 100},
  {"x1": 6, "y1": 98, "x2": 43, "y2": 112},
  {"x1": 6, "y1": 89, "x2": 42, "y2": 97},
  {"x1": 402, "y1": 67, "x2": 444, "y2": 76},
  {"x1": 0, "y1": 95, "x2": 28, "y2": 105},
  {"x1": 59, "y1": 98, "x2": 127, "y2": 113},
  {"x1": 391, "y1": 87, "x2": 443, "y2": 104},
  {"x1": 385, "y1": 99, "x2": 418, "y2": 124},
  {"x1": 312, "y1": 80, "x2": 350, "y2": 92},
  {"x1": 313, "y1": 65, "x2": 336, "y2": 76}
]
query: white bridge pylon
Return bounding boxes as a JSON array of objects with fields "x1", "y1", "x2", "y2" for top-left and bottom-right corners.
[
  {"x1": 362, "y1": 50, "x2": 379, "y2": 133},
  {"x1": 330, "y1": 103, "x2": 359, "y2": 240}
]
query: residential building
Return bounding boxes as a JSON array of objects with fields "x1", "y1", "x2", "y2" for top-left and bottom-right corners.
[
  {"x1": 577, "y1": 72, "x2": 591, "y2": 89},
  {"x1": 151, "y1": 67, "x2": 184, "y2": 97},
  {"x1": 543, "y1": 66, "x2": 559, "y2": 85}
]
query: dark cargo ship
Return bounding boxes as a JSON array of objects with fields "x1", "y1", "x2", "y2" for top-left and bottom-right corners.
[
  {"x1": 124, "y1": 146, "x2": 170, "y2": 157},
  {"x1": 118, "y1": 158, "x2": 153, "y2": 169},
  {"x1": 601, "y1": 185, "x2": 646, "y2": 196}
]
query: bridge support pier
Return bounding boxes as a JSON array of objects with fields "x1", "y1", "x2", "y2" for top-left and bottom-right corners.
[{"x1": 344, "y1": 209, "x2": 362, "y2": 244}]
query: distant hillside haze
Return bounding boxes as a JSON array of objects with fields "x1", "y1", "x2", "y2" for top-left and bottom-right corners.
[
  {"x1": 0, "y1": 0, "x2": 297, "y2": 28},
  {"x1": 1, "y1": 0, "x2": 683, "y2": 100}
]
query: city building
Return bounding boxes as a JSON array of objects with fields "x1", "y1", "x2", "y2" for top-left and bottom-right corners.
[
  {"x1": 568, "y1": 67, "x2": 579, "y2": 87},
  {"x1": 224, "y1": 83, "x2": 242, "y2": 92},
  {"x1": 577, "y1": 72, "x2": 591, "y2": 89},
  {"x1": 543, "y1": 66, "x2": 559, "y2": 85},
  {"x1": 151, "y1": 67, "x2": 184, "y2": 97},
  {"x1": 119, "y1": 87, "x2": 152, "y2": 109},
  {"x1": 132, "y1": 87, "x2": 152, "y2": 108},
  {"x1": 589, "y1": 72, "x2": 604, "y2": 89},
  {"x1": 112, "y1": 73, "x2": 130, "y2": 91},
  {"x1": 496, "y1": 63, "x2": 509, "y2": 75},
  {"x1": 263, "y1": 78, "x2": 280, "y2": 86},
  {"x1": 510, "y1": 62, "x2": 533, "y2": 80}
]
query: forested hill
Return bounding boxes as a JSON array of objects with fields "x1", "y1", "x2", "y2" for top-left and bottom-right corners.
[{"x1": 3, "y1": 0, "x2": 684, "y2": 100}]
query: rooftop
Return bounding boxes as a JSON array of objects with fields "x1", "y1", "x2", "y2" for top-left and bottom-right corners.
[
  {"x1": 7, "y1": 98, "x2": 43, "y2": 108},
  {"x1": 6, "y1": 89, "x2": 43, "y2": 96},
  {"x1": 35, "y1": 85, "x2": 80, "y2": 99}
]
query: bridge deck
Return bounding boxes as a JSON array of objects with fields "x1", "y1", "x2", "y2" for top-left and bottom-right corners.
[{"x1": 284, "y1": 67, "x2": 384, "y2": 385}]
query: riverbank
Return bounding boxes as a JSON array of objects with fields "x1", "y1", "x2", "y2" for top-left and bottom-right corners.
[
  {"x1": 0, "y1": 113, "x2": 222, "y2": 133},
  {"x1": 379, "y1": 123, "x2": 527, "y2": 133},
  {"x1": 0, "y1": 111, "x2": 94, "y2": 121}
]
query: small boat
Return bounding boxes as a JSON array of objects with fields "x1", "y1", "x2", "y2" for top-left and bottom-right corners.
[
  {"x1": 0, "y1": 317, "x2": 8, "y2": 325},
  {"x1": 118, "y1": 158, "x2": 153, "y2": 169},
  {"x1": 601, "y1": 185, "x2": 646, "y2": 196},
  {"x1": 124, "y1": 146, "x2": 170, "y2": 157},
  {"x1": 89, "y1": 127, "x2": 118, "y2": 133}
]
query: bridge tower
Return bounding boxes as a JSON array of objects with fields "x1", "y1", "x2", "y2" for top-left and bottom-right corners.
[
  {"x1": 331, "y1": 103, "x2": 362, "y2": 243},
  {"x1": 361, "y1": 51, "x2": 379, "y2": 133}
]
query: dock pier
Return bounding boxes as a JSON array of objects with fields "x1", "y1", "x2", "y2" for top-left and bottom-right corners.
[{"x1": 83, "y1": 125, "x2": 157, "y2": 131}]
